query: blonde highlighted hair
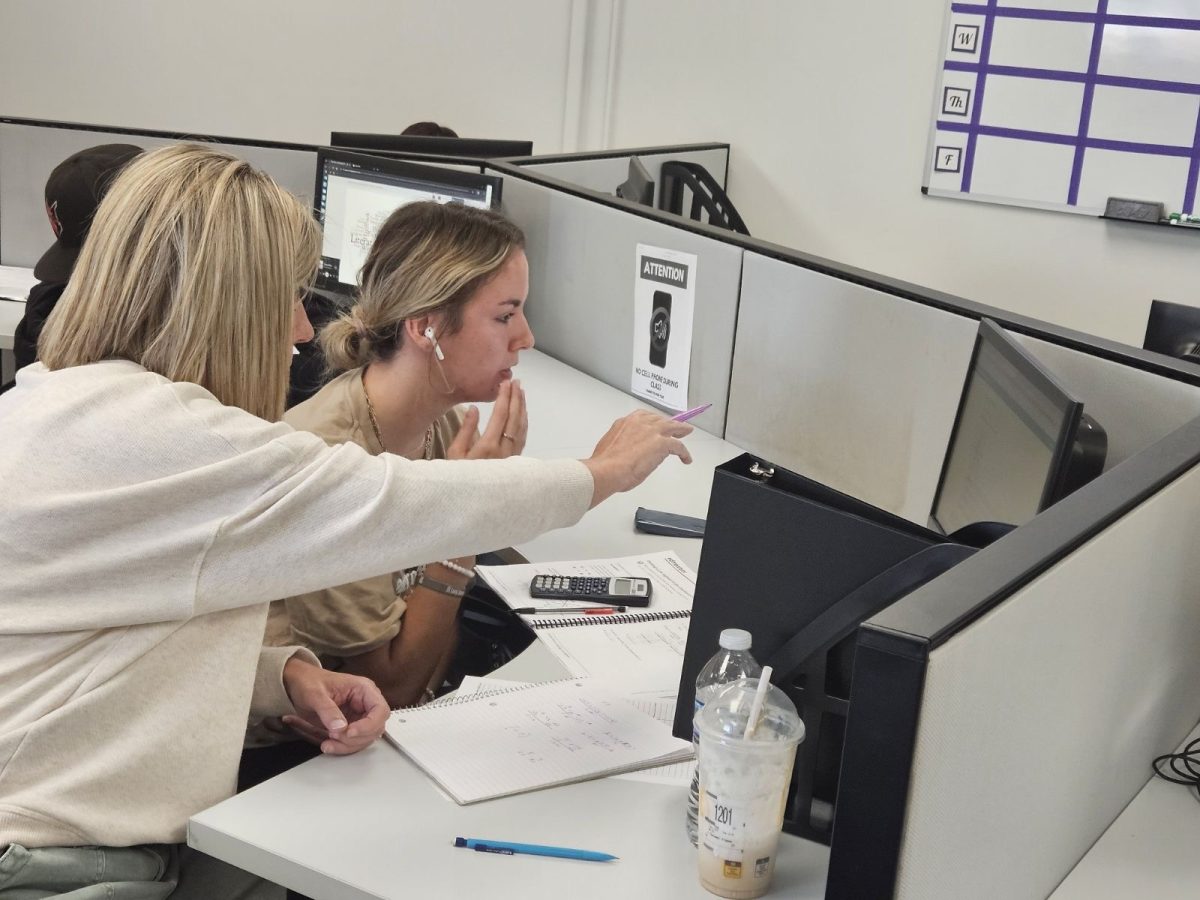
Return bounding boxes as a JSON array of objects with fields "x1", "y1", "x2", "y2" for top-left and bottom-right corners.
[
  {"x1": 322, "y1": 201, "x2": 524, "y2": 372},
  {"x1": 39, "y1": 143, "x2": 320, "y2": 422}
]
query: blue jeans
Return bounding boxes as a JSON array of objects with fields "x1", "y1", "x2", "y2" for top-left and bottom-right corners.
[{"x1": 0, "y1": 843, "x2": 282, "y2": 899}]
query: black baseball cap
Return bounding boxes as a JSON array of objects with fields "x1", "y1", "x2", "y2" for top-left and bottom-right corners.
[{"x1": 35, "y1": 143, "x2": 143, "y2": 283}]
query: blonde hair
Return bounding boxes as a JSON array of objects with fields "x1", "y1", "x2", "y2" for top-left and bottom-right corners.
[
  {"x1": 322, "y1": 201, "x2": 524, "y2": 372},
  {"x1": 39, "y1": 143, "x2": 320, "y2": 422}
]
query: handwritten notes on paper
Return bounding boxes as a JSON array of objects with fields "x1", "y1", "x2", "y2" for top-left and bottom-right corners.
[{"x1": 385, "y1": 680, "x2": 693, "y2": 804}]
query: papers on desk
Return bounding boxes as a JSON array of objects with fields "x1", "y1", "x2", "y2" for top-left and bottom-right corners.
[
  {"x1": 612, "y1": 695, "x2": 694, "y2": 786},
  {"x1": 384, "y1": 679, "x2": 693, "y2": 804},
  {"x1": 533, "y1": 616, "x2": 690, "y2": 694},
  {"x1": 475, "y1": 552, "x2": 697, "y2": 693},
  {"x1": 0, "y1": 266, "x2": 37, "y2": 303},
  {"x1": 475, "y1": 550, "x2": 696, "y2": 617},
  {"x1": 450, "y1": 676, "x2": 693, "y2": 787}
]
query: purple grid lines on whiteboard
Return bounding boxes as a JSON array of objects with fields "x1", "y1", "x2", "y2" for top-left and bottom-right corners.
[
  {"x1": 937, "y1": 2, "x2": 1200, "y2": 214},
  {"x1": 958, "y1": 0, "x2": 999, "y2": 194},
  {"x1": 1069, "y1": 0, "x2": 1108, "y2": 206}
]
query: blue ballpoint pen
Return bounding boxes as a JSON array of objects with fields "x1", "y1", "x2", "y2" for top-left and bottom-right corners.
[{"x1": 454, "y1": 837, "x2": 618, "y2": 862}]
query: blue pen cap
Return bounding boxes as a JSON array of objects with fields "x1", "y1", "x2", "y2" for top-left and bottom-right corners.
[{"x1": 454, "y1": 837, "x2": 467, "y2": 847}]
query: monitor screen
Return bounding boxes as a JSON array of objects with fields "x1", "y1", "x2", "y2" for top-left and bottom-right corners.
[
  {"x1": 930, "y1": 319, "x2": 1083, "y2": 535},
  {"x1": 329, "y1": 132, "x2": 533, "y2": 159},
  {"x1": 313, "y1": 148, "x2": 502, "y2": 293}
]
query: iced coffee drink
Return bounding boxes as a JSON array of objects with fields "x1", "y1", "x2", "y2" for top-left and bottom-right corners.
[{"x1": 694, "y1": 678, "x2": 803, "y2": 899}]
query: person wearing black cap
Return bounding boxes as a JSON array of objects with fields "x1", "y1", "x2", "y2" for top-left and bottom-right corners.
[{"x1": 10, "y1": 143, "x2": 142, "y2": 373}]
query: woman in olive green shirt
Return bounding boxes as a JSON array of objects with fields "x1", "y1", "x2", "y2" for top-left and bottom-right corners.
[{"x1": 267, "y1": 201, "x2": 534, "y2": 708}]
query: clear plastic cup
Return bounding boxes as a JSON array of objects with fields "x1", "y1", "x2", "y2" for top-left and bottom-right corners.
[{"x1": 694, "y1": 678, "x2": 804, "y2": 899}]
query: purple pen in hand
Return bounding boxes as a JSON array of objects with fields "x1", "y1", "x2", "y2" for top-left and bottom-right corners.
[{"x1": 672, "y1": 402, "x2": 712, "y2": 422}]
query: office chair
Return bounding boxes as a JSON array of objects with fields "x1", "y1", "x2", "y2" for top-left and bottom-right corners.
[
  {"x1": 658, "y1": 161, "x2": 750, "y2": 235},
  {"x1": 1143, "y1": 299, "x2": 1200, "y2": 365}
]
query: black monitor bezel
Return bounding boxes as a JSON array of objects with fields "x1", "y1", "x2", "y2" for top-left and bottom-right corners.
[
  {"x1": 930, "y1": 318, "x2": 1084, "y2": 535},
  {"x1": 312, "y1": 147, "x2": 503, "y2": 294},
  {"x1": 330, "y1": 131, "x2": 533, "y2": 160}
]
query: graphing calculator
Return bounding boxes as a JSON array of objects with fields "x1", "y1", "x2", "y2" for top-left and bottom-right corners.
[{"x1": 529, "y1": 575, "x2": 652, "y2": 607}]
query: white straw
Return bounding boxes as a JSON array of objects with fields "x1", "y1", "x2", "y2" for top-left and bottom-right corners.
[{"x1": 743, "y1": 666, "x2": 773, "y2": 740}]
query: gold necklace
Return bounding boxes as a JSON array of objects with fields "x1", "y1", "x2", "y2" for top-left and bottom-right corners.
[{"x1": 362, "y1": 370, "x2": 433, "y2": 460}]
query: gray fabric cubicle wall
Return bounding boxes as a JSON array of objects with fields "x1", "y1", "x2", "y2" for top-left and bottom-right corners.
[
  {"x1": 827, "y1": 412, "x2": 1200, "y2": 898},
  {"x1": 496, "y1": 168, "x2": 742, "y2": 435},
  {"x1": 513, "y1": 143, "x2": 729, "y2": 210},
  {"x1": 727, "y1": 252, "x2": 977, "y2": 523},
  {"x1": 1013, "y1": 333, "x2": 1200, "y2": 475},
  {"x1": 718, "y1": 241, "x2": 1200, "y2": 895},
  {"x1": 0, "y1": 119, "x2": 320, "y2": 268},
  {"x1": 727, "y1": 250, "x2": 1200, "y2": 525}
]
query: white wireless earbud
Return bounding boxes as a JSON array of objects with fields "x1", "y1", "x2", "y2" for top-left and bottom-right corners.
[{"x1": 424, "y1": 325, "x2": 445, "y2": 361}]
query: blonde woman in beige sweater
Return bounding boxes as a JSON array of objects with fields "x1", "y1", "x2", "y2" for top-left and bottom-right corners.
[{"x1": 0, "y1": 145, "x2": 692, "y2": 898}]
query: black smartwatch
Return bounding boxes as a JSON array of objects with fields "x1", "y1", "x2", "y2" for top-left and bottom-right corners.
[{"x1": 650, "y1": 291, "x2": 672, "y2": 368}]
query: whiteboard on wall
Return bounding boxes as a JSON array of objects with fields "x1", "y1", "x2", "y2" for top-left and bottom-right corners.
[{"x1": 922, "y1": 1, "x2": 1200, "y2": 218}]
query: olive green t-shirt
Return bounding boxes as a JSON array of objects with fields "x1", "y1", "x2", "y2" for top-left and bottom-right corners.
[{"x1": 264, "y1": 368, "x2": 468, "y2": 660}]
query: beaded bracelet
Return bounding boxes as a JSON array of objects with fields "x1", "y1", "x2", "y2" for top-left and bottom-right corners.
[
  {"x1": 437, "y1": 559, "x2": 475, "y2": 579},
  {"x1": 416, "y1": 574, "x2": 466, "y2": 598}
]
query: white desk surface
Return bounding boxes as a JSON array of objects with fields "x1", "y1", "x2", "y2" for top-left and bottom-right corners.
[
  {"x1": 1051, "y1": 722, "x2": 1200, "y2": 899},
  {"x1": 0, "y1": 298, "x2": 24, "y2": 351},
  {"x1": 189, "y1": 349, "x2": 829, "y2": 899},
  {"x1": 189, "y1": 743, "x2": 830, "y2": 900}
]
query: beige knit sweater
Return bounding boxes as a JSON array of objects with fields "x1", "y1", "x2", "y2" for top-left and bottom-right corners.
[{"x1": 0, "y1": 361, "x2": 592, "y2": 848}]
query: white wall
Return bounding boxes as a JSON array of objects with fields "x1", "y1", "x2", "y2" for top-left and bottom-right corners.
[
  {"x1": 608, "y1": 1, "x2": 1194, "y2": 346},
  {"x1": 0, "y1": 0, "x2": 576, "y2": 151},
  {"x1": 0, "y1": 0, "x2": 1193, "y2": 346}
]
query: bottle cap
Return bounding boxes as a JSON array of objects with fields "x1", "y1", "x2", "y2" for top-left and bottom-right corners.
[{"x1": 718, "y1": 628, "x2": 752, "y2": 651}]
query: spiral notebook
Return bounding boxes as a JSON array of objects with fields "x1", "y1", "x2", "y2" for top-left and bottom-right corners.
[
  {"x1": 384, "y1": 679, "x2": 694, "y2": 804},
  {"x1": 449, "y1": 676, "x2": 694, "y2": 787},
  {"x1": 529, "y1": 608, "x2": 690, "y2": 630},
  {"x1": 475, "y1": 552, "x2": 696, "y2": 692},
  {"x1": 474, "y1": 551, "x2": 696, "y2": 618}
]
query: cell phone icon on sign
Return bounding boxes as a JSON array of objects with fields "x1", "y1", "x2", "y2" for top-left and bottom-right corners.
[{"x1": 650, "y1": 290, "x2": 672, "y2": 368}]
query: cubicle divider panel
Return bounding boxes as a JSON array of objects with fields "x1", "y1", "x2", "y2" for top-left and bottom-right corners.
[
  {"x1": 890, "y1": 446, "x2": 1200, "y2": 898},
  {"x1": 516, "y1": 145, "x2": 729, "y2": 208},
  {"x1": 726, "y1": 251, "x2": 977, "y2": 523},
  {"x1": 0, "y1": 121, "x2": 318, "y2": 267},
  {"x1": 1014, "y1": 333, "x2": 1200, "y2": 472},
  {"x1": 826, "y1": 412, "x2": 1200, "y2": 898},
  {"x1": 498, "y1": 174, "x2": 742, "y2": 436}
]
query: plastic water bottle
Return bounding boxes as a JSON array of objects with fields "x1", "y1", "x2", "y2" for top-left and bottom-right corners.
[{"x1": 686, "y1": 628, "x2": 761, "y2": 846}]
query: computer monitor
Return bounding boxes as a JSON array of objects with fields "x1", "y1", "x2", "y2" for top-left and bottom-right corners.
[
  {"x1": 313, "y1": 148, "x2": 502, "y2": 294},
  {"x1": 1143, "y1": 299, "x2": 1200, "y2": 363},
  {"x1": 329, "y1": 132, "x2": 533, "y2": 159},
  {"x1": 615, "y1": 156, "x2": 655, "y2": 206},
  {"x1": 930, "y1": 318, "x2": 1102, "y2": 536}
]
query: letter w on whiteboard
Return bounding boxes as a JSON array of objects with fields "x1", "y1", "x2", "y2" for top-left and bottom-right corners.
[{"x1": 632, "y1": 244, "x2": 696, "y2": 411}]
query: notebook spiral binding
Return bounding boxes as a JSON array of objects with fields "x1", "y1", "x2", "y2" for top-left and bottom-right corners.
[
  {"x1": 397, "y1": 677, "x2": 580, "y2": 712},
  {"x1": 530, "y1": 609, "x2": 691, "y2": 629}
]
